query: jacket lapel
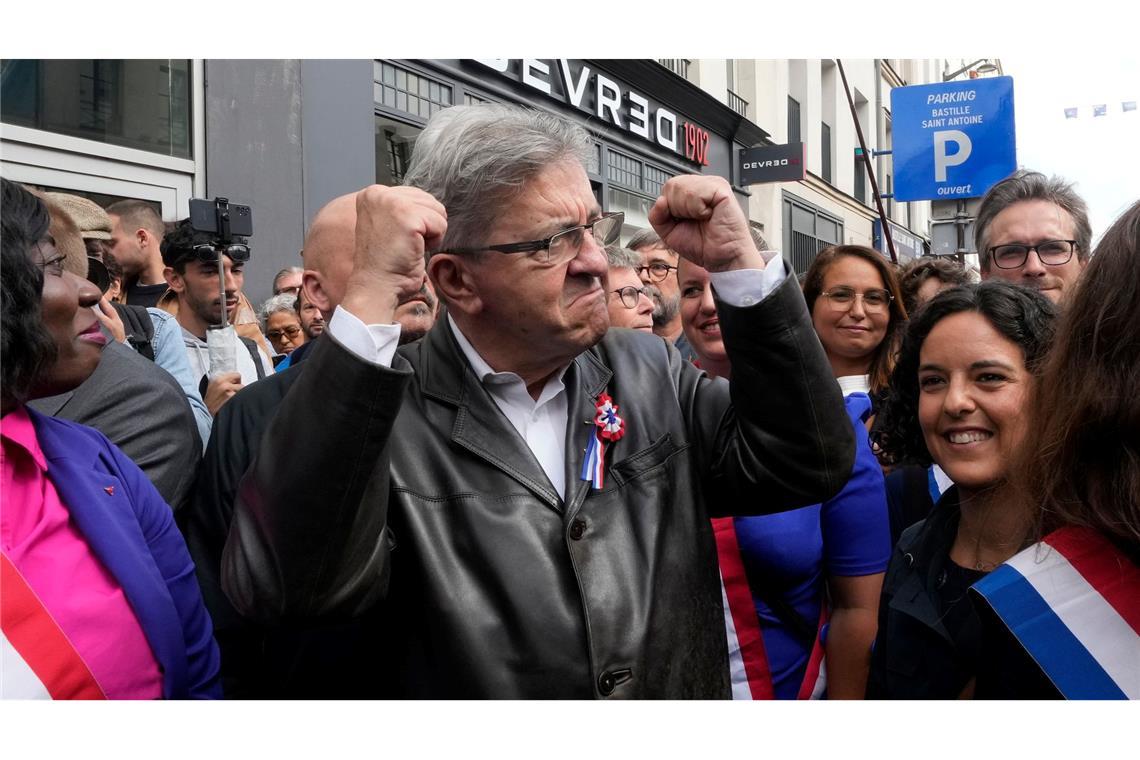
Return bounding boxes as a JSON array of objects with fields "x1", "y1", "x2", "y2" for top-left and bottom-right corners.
[
  {"x1": 563, "y1": 349, "x2": 613, "y2": 518},
  {"x1": 32, "y1": 413, "x2": 186, "y2": 699},
  {"x1": 416, "y1": 320, "x2": 564, "y2": 513}
]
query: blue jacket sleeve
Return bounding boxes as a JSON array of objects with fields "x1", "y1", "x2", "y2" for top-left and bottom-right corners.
[
  {"x1": 821, "y1": 393, "x2": 892, "y2": 577},
  {"x1": 110, "y1": 436, "x2": 223, "y2": 699},
  {"x1": 148, "y1": 307, "x2": 212, "y2": 450}
]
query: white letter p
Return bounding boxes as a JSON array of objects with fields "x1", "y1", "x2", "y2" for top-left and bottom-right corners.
[{"x1": 934, "y1": 130, "x2": 972, "y2": 182}]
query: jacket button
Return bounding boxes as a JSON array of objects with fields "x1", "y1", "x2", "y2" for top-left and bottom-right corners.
[
  {"x1": 569, "y1": 519, "x2": 587, "y2": 540},
  {"x1": 598, "y1": 671, "x2": 616, "y2": 696}
]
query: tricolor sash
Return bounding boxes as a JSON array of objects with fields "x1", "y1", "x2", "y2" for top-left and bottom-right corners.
[
  {"x1": 971, "y1": 526, "x2": 1140, "y2": 699},
  {"x1": 1, "y1": 552, "x2": 107, "y2": 699},
  {"x1": 714, "y1": 517, "x2": 828, "y2": 700}
]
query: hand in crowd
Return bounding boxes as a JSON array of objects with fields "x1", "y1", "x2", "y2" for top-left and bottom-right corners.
[
  {"x1": 93, "y1": 295, "x2": 127, "y2": 344},
  {"x1": 203, "y1": 371, "x2": 242, "y2": 416},
  {"x1": 648, "y1": 175, "x2": 765, "y2": 273},
  {"x1": 340, "y1": 185, "x2": 447, "y2": 326}
]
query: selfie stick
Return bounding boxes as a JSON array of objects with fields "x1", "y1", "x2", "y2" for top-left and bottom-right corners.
[{"x1": 214, "y1": 198, "x2": 233, "y2": 329}]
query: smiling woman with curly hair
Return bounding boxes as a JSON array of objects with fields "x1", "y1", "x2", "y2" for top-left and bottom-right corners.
[{"x1": 867, "y1": 280, "x2": 1056, "y2": 699}]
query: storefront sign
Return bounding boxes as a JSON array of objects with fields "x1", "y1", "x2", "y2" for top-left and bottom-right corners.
[
  {"x1": 739, "y1": 143, "x2": 805, "y2": 184},
  {"x1": 473, "y1": 59, "x2": 710, "y2": 166}
]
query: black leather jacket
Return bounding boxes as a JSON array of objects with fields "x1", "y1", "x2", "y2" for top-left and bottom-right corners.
[{"x1": 222, "y1": 268, "x2": 854, "y2": 698}]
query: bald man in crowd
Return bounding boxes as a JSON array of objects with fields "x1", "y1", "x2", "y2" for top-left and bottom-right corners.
[{"x1": 181, "y1": 189, "x2": 439, "y2": 697}]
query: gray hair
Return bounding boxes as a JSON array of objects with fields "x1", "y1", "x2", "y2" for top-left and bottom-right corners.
[
  {"x1": 259, "y1": 293, "x2": 299, "y2": 331},
  {"x1": 626, "y1": 227, "x2": 664, "y2": 253},
  {"x1": 975, "y1": 169, "x2": 1092, "y2": 271},
  {"x1": 403, "y1": 104, "x2": 594, "y2": 253},
  {"x1": 605, "y1": 244, "x2": 641, "y2": 270},
  {"x1": 272, "y1": 266, "x2": 304, "y2": 292}
]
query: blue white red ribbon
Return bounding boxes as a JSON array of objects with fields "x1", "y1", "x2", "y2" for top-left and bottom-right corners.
[{"x1": 580, "y1": 392, "x2": 624, "y2": 489}]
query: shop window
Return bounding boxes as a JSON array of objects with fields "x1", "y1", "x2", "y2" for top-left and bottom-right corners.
[
  {"x1": 375, "y1": 115, "x2": 421, "y2": 186},
  {"x1": 1, "y1": 59, "x2": 192, "y2": 159},
  {"x1": 607, "y1": 149, "x2": 643, "y2": 191},
  {"x1": 375, "y1": 62, "x2": 452, "y2": 121},
  {"x1": 783, "y1": 194, "x2": 844, "y2": 275},
  {"x1": 606, "y1": 148, "x2": 674, "y2": 198}
]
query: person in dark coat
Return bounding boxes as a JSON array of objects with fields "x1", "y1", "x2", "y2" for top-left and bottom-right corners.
[{"x1": 867, "y1": 281, "x2": 1056, "y2": 698}]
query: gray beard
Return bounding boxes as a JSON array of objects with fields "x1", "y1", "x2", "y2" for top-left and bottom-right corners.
[{"x1": 648, "y1": 285, "x2": 681, "y2": 328}]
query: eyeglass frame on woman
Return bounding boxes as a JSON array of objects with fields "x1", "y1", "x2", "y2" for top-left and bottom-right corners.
[
  {"x1": 266, "y1": 324, "x2": 303, "y2": 342},
  {"x1": 820, "y1": 286, "x2": 894, "y2": 312},
  {"x1": 611, "y1": 285, "x2": 650, "y2": 309},
  {"x1": 443, "y1": 211, "x2": 624, "y2": 266},
  {"x1": 634, "y1": 261, "x2": 678, "y2": 283},
  {"x1": 988, "y1": 239, "x2": 1077, "y2": 269}
]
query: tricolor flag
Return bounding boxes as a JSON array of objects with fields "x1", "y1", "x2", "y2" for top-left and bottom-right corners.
[
  {"x1": 972, "y1": 526, "x2": 1140, "y2": 699},
  {"x1": 1093, "y1": 104, "x2": 1107, "y2": 117},
  {"x1": 1064, "y1": 107, "x2": 1078, "y2": 119},
  {"x1": 1124, "y1": 101, "x2": 1137, "y2": 113}
]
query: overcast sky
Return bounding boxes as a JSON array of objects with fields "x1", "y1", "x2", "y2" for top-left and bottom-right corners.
[{"x1": 1003, "y1": 57, "x2": 1140, "y2": 244}]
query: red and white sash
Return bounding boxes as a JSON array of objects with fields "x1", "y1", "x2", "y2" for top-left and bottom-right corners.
[{"x1": 1, "y1": 552, "x2": 106, "y2": 699}]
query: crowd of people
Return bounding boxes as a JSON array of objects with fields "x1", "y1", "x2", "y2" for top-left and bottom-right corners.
[{"x1": 1, "y1": 102, "x2": 1136, "y2": 700}]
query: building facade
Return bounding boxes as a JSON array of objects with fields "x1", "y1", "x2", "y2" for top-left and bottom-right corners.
[{"x1": 4, "y1": 58, "x2": 995, "y2": 300}]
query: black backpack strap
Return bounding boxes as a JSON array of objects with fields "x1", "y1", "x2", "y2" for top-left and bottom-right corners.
[
  {"x1": 748, "y1": 573, "x2": 820, "y2": 647},
  {"x1": 239, "y1": 337, "x2": 266, "y2": 380},
  {"x1": 112, "y1": 303, "x2": 155, "y2": 362}
]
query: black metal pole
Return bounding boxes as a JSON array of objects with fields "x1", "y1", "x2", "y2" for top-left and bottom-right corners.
[{"x1": 837, "y1": 59, "x2": 898, "y2": 265}]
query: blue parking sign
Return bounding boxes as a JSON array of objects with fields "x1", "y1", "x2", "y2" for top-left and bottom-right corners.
[{"x1": 891, "y1": 76, "x2": 1016, "y2": 201}]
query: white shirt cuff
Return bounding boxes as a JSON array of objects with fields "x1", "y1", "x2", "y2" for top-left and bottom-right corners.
[
  {"x1": 327, "y1": 305, "x2": 402, "y2": 367},
  {"x1": 707, "y1": 253, "x2": 788, "y2": 307}
]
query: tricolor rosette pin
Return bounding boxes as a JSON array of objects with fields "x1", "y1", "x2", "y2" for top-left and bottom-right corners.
[{"x1": 581, "y1": 392, "x2": 625, "y2": 489}]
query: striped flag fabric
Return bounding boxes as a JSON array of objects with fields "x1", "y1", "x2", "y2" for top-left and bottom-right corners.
[
  {"x1": 1093, "y1": 104, "x2": 1108, "y2": 117},
  {"x1": 1064, "y1": 107, "x2": 1078, "y2": 119},
  {"x1": 972, "y1": 526, "x2": 1139, "y2": 699},
  {"x1": 1124, "y1": 101, "x2": 1137, "y2": 113}
]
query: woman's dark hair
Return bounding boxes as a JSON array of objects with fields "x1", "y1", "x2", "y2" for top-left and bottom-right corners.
[
  {"x1": 1014, "y1": 200, "x2": 1140, "y2": 554},
  {"x1": 801, "y1": 245, "x2": 908, "y2": 395},
  {"x1": 1, "y1": 178, "x2": 58, "y2": 405},
  {"x1": 872, "y1": 280, "x2": 1057, "y2": 468},
  {"x1": 898, "y1": 256, "x2": 972, "y2": 315}
]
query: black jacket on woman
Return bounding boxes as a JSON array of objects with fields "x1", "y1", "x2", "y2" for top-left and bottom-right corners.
[{"x1": 867, "y1": 487, "x2": 986, "y2": 698}]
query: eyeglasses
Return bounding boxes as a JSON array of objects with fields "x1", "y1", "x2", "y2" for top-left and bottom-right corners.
[
  {"x1": 446, "y1": 212, "x2": 624, "y2": 266},
  {"x1": 820, "y1": 286, "x2": 894, "y2": 313},
  {"x1": 266, "y1": 324, "x2": 302, "y2": 342},
  {"x1": 611, "y1": 285, "x2": 650, "y2": 309},
  {"x1": 187, "y1": 243, "x2": 251, "y2": 265},
  {"x1": 635, "y1": 261, "x2": 678, "y2": 283},
  {"x1": 989, "y1": 240, "x2": 1077, "y2": 269}
]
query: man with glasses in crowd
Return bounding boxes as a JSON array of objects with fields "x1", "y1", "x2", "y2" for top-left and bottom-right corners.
[
  {"x1": 627, "y1": 227, "x2": 694, "y2": 359},
  {"x1": 975, "y1": 169, "x2": 1091, "y2": 305},
  {"x1": 159, "y1": 220, "x2": 274, "y2": 415},
  {"x1": 222, "y1": 103, "x2": 853, "y2": 698},
  {"x1": 604, "y1": 244, "x2": 654, "y2": 333}
]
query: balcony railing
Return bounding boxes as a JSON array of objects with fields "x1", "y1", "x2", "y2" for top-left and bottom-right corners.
[
  {"x1": 657, "y1": 59, "x2": 690, "y2": 78},
  {"x1": 727, "y1": 89, "x2": 749, "y2": 117}
]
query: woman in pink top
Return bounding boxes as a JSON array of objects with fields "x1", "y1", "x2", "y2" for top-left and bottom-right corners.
[{"x1": 1, "y1": 178, "x2": 220, "y2": 699}]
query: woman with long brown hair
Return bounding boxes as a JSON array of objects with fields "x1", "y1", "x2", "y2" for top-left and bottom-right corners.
[
  {"x1": 801, "y1": 245, "x2": 908, "y2": 400},
  {"x1": 971, "y1": 200, "x2": 1140, "y2": 699}
]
